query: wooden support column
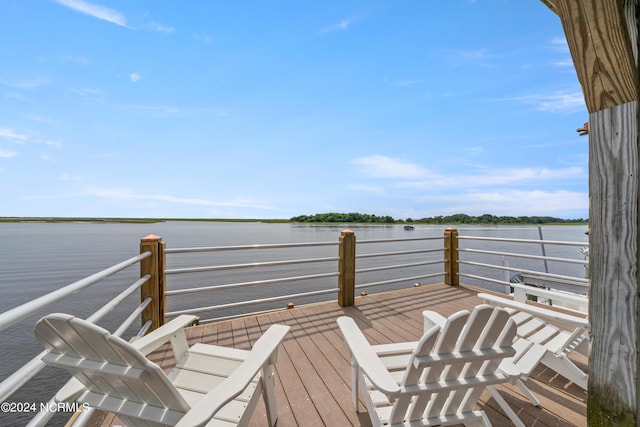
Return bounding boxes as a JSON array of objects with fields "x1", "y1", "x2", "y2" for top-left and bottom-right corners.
[
  {"x1": 589, "y1": 102, "x2": 639, "y2": 425},
  {"x1": 140, "y1": 234, "x2": 166, "y2": 332},
  {"x1": 444, "y1": 227, "x2": 459, "y2": 286},
  {"x1": 542, "y1": 1, "x2": 640, "y2": 423},
  {"x1": 338, "y1": 229, "x2": 356, "y2": 307}
]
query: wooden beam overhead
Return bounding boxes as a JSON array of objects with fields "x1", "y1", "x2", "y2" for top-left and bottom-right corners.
[
  {"x1": 540, "y1": 0, "x2": 558, "y2": 15},
  {"x1": 554, "y1": 0, "x2": 638, "y2": 113}
]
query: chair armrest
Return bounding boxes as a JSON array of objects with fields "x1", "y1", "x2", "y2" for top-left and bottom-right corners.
[
  {"x1": 510, "y1": 283, "x2": 588, "y2": 313},
  {"x1": 175, "y1": 324, "x2": 290, "y2": 427},
  {"x1": 336, "y1": 317, "x2": 400, "y2": 396},
  {"x1": 423, "y1": 310, "x2": 446, "y2": 332},
  {"x1": 55, "y1": 377, "x2": 86, "y2": 403},
  {"x1": 132, "y1": 314, "x2": 199, "y2": 356},
  {"x1": 478, "y1": 293, "x2": 588, "y2": 329}
]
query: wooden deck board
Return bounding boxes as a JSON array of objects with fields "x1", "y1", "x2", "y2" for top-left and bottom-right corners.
[{"x1": 93, "y1": 283, "x2": 587, "y2": 427}]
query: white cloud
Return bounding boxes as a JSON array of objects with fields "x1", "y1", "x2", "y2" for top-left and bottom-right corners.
[
  {"x1": 85, "y1": 187, "x2": 275, "y2": 210},
  {"x1": 53, "y1": 0, "x2": 127, "y2": 27},
  {"x1": 0, "y1": 128, "x2": 28, "y2": 142},
  {"x1": 507, "y1": 91, "x2": 586, "y2": 114},
  {"x1": 59, "y1": 173, "x2": 83, "y2": 181},
  {"x1": 348, "y1": 184, "x2": 385, "y2": 194},
  {"x1": 3, "y1": 78, "x2": 49, "y2": 90},
  {"x1": 549, "y1": 37, "x2": 569, "y2": 52},
  {"x1": 4, "y1": 93, "x2": 28, "y2": 101},
  {"x1": 26, "y1": 114, "x2": 60, "y2": 125},
  {"x1": 384, "y1": 77, "x2": 429, "y2": 87},
  {"x1": 195, "y1": 33, "x2": 214, "y2": 44},
  {"x1": 399, "y1": 166, "x2": 585, "y2": 189},
  {"x1": 129, "y1": 73, "x2": 142, "y2": 82},
  {"x1": 439, "y1": 189, "x2": 587, "y2": 216},
  {"x1": 351, "y1": 155, "x2": 430, "y2": 179},
  {"x1": 552, "y1": 59, "x2": 574, "y2": 68},
  {"x1": 462, "y1": 146, "x2": 484, "y2": 155},
  {"x1": 148, "y1": 22, "x2": 174, "y2": 33},
  {"x1": 34, "y1": 138, "x2": 63, "y2": 147},
  {"x1": 62, "y1": 54, "x2": 89, "y2": 65},
  {"x1": 69, "y1": 87, "x2": 102, "y2": 96},
  {"x1": 0, "y1": 150, "x2": 17, "y2": 158},
  {"x1": 442, "y1": 48, "x2": 496, "y2": 68},
  {"x1": 321, "y1": 19, "x2": 353, "y2": 33}
]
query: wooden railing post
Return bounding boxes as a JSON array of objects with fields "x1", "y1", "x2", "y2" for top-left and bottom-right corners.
[
  {"x1": 338, "y1": 229, "x2": 356, "y2": 307},
  {"x1": 140, "y1": 234, "x2": 166, "y2": 331},
  {"x1": 444, "y1": 227, "x2": 459, "y2": 286}
]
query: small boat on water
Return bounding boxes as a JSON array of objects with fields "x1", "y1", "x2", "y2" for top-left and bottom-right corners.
[{"x1": 404, "y1": 225, "x2": 415, "y2": 230}]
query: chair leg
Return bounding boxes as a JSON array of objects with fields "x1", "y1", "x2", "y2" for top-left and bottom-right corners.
[
  {"x1": 351, "y1": 359, "x2": 360, "y2": 412},
  {"x1": 515, "y1": 379, "x2": 540, "y2": 406},
  {"x1": 541, "y1": 353, "x2": 588, "y2": 390},
  {"x1": 486, "y1": 386, "x2": 525, "y2": 427},
  {"x1": 463, "y1": 410, "x2": 493, "y2": 427},
  {"x1": 261, "y1": 365, "x2": 279, "y2": 427}
]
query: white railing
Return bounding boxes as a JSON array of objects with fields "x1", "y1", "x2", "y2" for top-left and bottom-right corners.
[
  {"x1": 0, "y1": 252, "x2": 156, "y2": 427},
  {"x1": 457, "y1": 234, "x2": 589, "y2": 294},
  {"x1": 0, "y1": 227, "x2": 589, "y2": 427},
  {"x1": 355, "y1": 236, "x2": 445, "y2": 290},
  {"x1": 164, "y1": 235, "x2": 446, "y2": 322}
]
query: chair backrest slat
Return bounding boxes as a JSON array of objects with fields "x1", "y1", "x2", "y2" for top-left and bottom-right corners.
[
  {"x1": 427, "y1": 305, "x2": 495, "y2": 420},
  {"x1": 386, "y1": 305, "x2": 516, "y2": 424},
  {"x1": 35, "y1": 314, "x2": 191, "y2": 416}
]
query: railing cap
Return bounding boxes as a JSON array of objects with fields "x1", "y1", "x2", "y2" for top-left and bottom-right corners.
[{"x1": 141, "y1": 234, "x2": 162, "y2": 242}]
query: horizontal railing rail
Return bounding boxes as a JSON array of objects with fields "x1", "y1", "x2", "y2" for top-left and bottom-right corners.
[
  {"x1": 165, "y1": 271, "x2": 340, "y2": 297},
  {"x1": 0, "y1": 253, "x2": 150, "y2": 333},
  {"x1": 166, "y1": 256, "x2": 340, "y2": 275},
  {"x1": 166, "y1": 240, "x2": 339, "y2": 254},
  {"x1": 0, "y1": 249, "x2": 159, "y2": 427},
  {"x1": 458, "y1": 235, "x2": 588, "y2": 246},
  {"x1": 456, "y1": 233, "x2": 589, "y2": 293},
  {"x1": 460, "y1": 247, "x2": 587, "y2": 265}
]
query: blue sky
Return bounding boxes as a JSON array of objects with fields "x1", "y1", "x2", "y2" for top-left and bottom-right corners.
[{"x1": 0, "y1": 1, "x2": 588, "y2": 220}]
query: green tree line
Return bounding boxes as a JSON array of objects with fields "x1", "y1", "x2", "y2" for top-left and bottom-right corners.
[
  {"x1": 291, "y1": 212, "x2": 587, "y2": 224},
  {"x1": 407, "y1": 213, "x2": 586, "y2": 224},
  {"x1": 290, "y1": 212, "x2": 395, "y2": 223}
]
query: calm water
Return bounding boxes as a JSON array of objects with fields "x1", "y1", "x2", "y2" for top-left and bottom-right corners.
[{"x1": 0, "y1": 221, "x2": 588, "y2": 426}]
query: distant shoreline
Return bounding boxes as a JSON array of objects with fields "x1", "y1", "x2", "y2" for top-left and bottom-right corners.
[
  {"x1": 0, "y1": 217, "x2": 290, "y2": 224},
  {"x1": 0, "y1": 217, "x2": 588, "y2": 226}
]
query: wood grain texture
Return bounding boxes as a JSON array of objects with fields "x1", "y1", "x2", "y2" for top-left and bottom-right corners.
[
  {"x1": 588, "y1": 101, "x2": 639, "y2": 416},
  {"x1": 555, "y1": 0, "x2": 637, "y2": 113}
]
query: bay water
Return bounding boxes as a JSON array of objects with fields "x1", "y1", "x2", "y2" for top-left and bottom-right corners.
[{"x1": 0, "y1": 221, "x2": 588, "y2": 426}]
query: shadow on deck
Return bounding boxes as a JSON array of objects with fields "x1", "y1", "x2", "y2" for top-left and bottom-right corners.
[{"x1": 89, "y1": 283, "x2": 587, "y2": 426}]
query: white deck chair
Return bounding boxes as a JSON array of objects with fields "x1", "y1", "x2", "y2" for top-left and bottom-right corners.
[
  {"x1": 478, "y1": 290, "x2": 589, "y2": 391},
  {"x1": 34, "y1": 313, "x2": 290, "y2": 427},
  {"x1": 337, "y1": 304, "x2": 524, "y2": 427}
]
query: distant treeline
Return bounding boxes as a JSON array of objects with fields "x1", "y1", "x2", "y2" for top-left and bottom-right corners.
[
  {"x1": 291, "y1": 212, "x2": 587, "y2": 225},
  {"x1": 407, "y1": 214, "x2": 587, "y2": 225},
  {"x1": 290, "y1": 213, "x2": 395, "y2": 223}
]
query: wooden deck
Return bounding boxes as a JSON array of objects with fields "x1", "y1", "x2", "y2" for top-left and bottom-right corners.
[{"x1": 90, "y1": 283, "x2": 587, "y2": 426}]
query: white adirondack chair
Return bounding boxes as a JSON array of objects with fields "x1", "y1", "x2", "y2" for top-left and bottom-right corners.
[
  {"x1": 337, "y1": 304, "x2": 524, "y2": 427},
  {"x1": 478, "y1": 288, "x2": 589, "y2": 391},
  {"x1": 34, "y1": 313, "x2": 290, "y2": 427}
]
